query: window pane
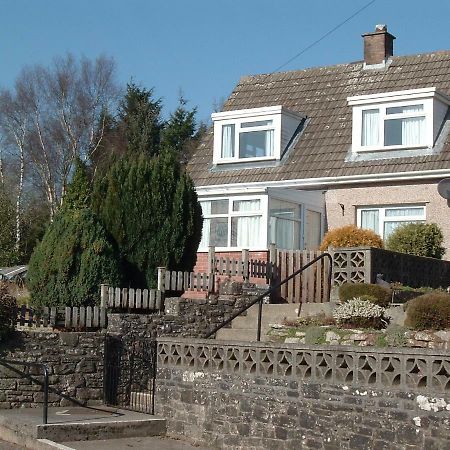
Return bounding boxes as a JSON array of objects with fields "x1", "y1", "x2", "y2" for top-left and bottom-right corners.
[
  {"x1": 384, "y1": 220, "x2": 425, "y2": 239},
  {"x1": 384, "y1": 117, "x2": 425, "y2": 146},
  {"x1": 241, "y1": 120, "x2": 273, "y2": 128},
  {"x1": 210, "y1": 199, "x2": 229, "y2": 214},
  {"x1": 231, "y1": 216, "x2": 261, "y2": 247},
  {"x1": 199, "y1": 218, "x2": 210, "y2": 248},
  {"x1": 269, "y1": 198, "x2": 301, "y2": 220},
  {"x1": 361, "y1": 109, "x2": 379, "y2": 146},
  {"x1": 360, "y1": 209, "x2": 379, "y2": 234},
  {"x1": 221, "y1": 124, "x2": 235, "y2": 158},
  {"x1": 386, "y1": 104, "x2": 423, "y2": 115},
  {"x1": 269, "y1": 217, "x2": 300, "y2": 250},
  {"x1": 200, "y1": 200, "x2": 229, "y2": 216},
  {"x1": 210, "y1": 217, "x2": 228, "y2": 247},
  {"x1": 385, "y1": 207, "x2": 424, "y2": 217},
  {"x1": 239, "y1": 130, "x2": 274, "y2": 158},
  {"x1": 233, "y1": 199, "x2": 260, "y2": 212}
]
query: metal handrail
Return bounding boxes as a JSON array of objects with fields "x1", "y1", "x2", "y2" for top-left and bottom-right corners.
[
  {"x1": 204, "y1": 252, "x2": 333, "y2": 341},
  {"x1": 0, "y1": 359, "x2": 49, "y2": 424}
]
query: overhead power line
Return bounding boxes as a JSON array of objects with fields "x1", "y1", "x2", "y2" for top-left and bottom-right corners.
[{"x1": 271, "y1": 0, "x2": 377, "y2": 74}]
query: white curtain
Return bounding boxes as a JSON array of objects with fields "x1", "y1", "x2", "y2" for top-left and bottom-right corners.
[
  {"x1": 361, "y1": 109, "x2": 380, "y2": 146},
  {"x1": 361, "y1": 209, "x2": 379, "y2": 234},
  {"x1": 402, "y1": 116, "x2": 425, "y2": 146},
  {"x1": 221, "y1": 124, "x2": 235, "y2": 158},
  {"x1": 266, "y1": 129, "x2": 274, "y2": 156},
  {"x1": 199, "y1": 202, "x2": 211, "y2": 248},
  {"x1": 234, "y1": 216, "x2": 261, "y2": 247},
  {"x1": 232, "y1": 199, "x2": 261, "y2": 247},
  {"x1": 270, "y1": 217, "x2": 294, "y2": 249},
  {"x1": 385, "y1": 207, "x2": 423, "y2": 217}
]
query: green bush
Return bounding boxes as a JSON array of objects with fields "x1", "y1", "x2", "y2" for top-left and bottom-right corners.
[
  {"x1": 339, "y1": 283, "x2": 392, "y2": 307},
  {"x1": 304, "y1": 326, "x2": 327, "y2": 345},
  {"x1": 0, "y1": 284, "x2": 17, "y2": 339},
  {"x1": 93, "y1": 150, "x2": 202, "y2": 288},
  {"x1": 28, "y1": 161, "x2": 121, "y2": 307},
  {"x1": 384, "y1": 324, "x2": 408, "y2": 347},
  {"x1": 320, "y1": 225, "x2": 383, "y2": 251},
  {"x1": 386, "y1": 223, "x2": 445, "y2": 259},
  {"x1": 405, "y1": 292, "x2": 450, "y2": 330}
]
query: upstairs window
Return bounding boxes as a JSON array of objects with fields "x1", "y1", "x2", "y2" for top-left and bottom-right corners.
[
  {"x1": 212, "y1": 106, "x2": 304, "y2": 165},
  {"x1": 349, "y1": 88, "x2": 450, "y2": 154}
]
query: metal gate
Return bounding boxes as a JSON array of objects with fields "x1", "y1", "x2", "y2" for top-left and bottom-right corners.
[{"x1": 104, "y1": 336, "x2": 157, "y2": 414}]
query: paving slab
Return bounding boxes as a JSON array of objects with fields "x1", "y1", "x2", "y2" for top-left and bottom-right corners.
[
  {"x1": 0, "y1": 406, "x2": 166, "y2": 442},
  {"x1": 63, "y1": 436, "x2": 211, "y2": 450}
]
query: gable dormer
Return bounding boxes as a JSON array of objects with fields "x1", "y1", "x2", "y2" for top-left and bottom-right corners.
[
  {"x1": 211, "y1": 106, "x2": 305, "y2": 165},
  {"x1": 348, "y1": 88, "x2": 450, "y2": 157}
]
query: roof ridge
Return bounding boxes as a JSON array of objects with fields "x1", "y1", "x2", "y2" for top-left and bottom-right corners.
[{"x1": 239, "y1": 49, "x2": 450, "y2": 83}]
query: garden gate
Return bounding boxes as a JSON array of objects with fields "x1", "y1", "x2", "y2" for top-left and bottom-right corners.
[{"x1": 104, "y1": 336, "x2": 157, "y2": 414}]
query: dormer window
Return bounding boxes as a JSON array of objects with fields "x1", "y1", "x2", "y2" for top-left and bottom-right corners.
[
  {"x1": 212, "y1": 106, "x2": 305, "y2": 165},
  {"x1": 348, "y1": 88, "x2": 450, "y2": 154}
]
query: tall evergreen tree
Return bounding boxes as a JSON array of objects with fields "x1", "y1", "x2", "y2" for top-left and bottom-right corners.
[
  {"x1": 118, "y1": 83, "x2": 163, "y2": 157},
  {"x1": 161, "y1": 96, "x2": 197, "y2": 162},
  {"x1": 27, "y1": 160, "x2": 121, "y2": 307},
  {"x1": 93, "y1": 149, "x2": 202, "y2": 288}
]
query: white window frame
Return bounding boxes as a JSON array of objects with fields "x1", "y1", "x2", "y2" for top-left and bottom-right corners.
[
  {"x1": 348, "y1": 88, "x2": 450, "y2": 153},
  {"x1": 199, "y1": 195, "x2": 268, "y2": 251},
  {"x1": 212, "y1": 106, "x2": 283, "y2": 164},
  {"x1": 356, "y1": 204, "x2": 426, "y2": 240}
]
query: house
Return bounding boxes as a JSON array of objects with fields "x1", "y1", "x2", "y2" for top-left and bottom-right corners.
[{"x1": 186, "y1": 25, "x2": 450, "y2": 271}]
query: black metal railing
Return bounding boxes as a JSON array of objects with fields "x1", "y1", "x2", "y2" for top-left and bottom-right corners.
[
  {"x1": 0, "y1": 359, "x2": 49, "y2": 424},
  {"x1": 204, "y1": 252, "x2": 333, "y2": 342}
]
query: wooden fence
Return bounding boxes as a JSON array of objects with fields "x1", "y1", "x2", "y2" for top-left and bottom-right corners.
[
  {"x1": 100, "y1": 285, "x2": 164, "y2": 311},
  {"x1": 158, "y1": 269, "x2": 213, "y2": 293},
  {"x1": 15, "y1": 305, "x2": 107, "y2": 329},
  {"x1": 208, "y1": 246, "x2": 276, "y2": 281},
  {"x1": 276, "y1": 250, "x2": 331, "y2": 303}
]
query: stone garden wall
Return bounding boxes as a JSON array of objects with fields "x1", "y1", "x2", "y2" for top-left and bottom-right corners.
[
  {"x1": 0, "y1": 331, "x2": 104, "y2": 409},
  {"x1": 156, "y1": 337, "x2": 450, "y2": 450}
]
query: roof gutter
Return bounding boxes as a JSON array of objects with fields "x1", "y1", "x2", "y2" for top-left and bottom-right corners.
[{"x1": 195, "y1": 169, "x2": 450, "y2": 196}]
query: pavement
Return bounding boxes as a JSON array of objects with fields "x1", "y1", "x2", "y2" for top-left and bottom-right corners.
[
  {"x1": 63, "y1": 436, "x2": 211, "y2": 449},
  {"x1": 0, "y1": 441, "x2": 25, "y2": 449}
]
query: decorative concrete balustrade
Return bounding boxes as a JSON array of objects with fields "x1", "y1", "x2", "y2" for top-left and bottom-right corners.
[{"x1": 157, "y1": 338, "x2": 450, "y2": 393}]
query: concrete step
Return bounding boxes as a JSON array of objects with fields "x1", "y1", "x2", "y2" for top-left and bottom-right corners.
[{"x1": 0, "y1": 406, "x2": 166, "y2": 448}]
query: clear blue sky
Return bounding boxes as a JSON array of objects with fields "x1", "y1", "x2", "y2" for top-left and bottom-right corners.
[{"x1": 1, "y1": 0, "x2": 449, "y2": 124}]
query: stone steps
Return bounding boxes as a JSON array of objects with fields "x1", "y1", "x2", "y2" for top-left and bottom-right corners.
[{"x1": 215, "y1": 302, "x2": 336, "y2": 342}]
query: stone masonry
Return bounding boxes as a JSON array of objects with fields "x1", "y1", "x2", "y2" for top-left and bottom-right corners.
[{"x1": 0, "y1": 331, "x2": 104, "y2": 409}]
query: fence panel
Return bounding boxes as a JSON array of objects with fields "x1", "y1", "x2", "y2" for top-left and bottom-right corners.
[
  {"x1": 101, "y1": 285, "x2": 164, "y2": 312},
  {"x1": 276, "y1": 250, "x2": 330, "y2": 303}
]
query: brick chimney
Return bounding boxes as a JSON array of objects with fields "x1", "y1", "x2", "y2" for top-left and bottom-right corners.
[{"x1": 362, "y1": 24, "x2": 396, "y2": 65}]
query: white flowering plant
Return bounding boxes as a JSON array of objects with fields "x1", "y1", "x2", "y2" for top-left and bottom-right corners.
[{"x1": 333, "y1": 296, "x2": 389, "y2": 329}]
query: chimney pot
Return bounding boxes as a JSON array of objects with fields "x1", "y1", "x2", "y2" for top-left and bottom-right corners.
[{"x1": 362, "y1": 24, "x2": 396, "y2": 65}]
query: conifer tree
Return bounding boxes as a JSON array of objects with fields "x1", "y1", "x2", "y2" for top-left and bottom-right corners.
[
  {"x1": 93, "y1": 149, "x2": 202, "y2": 288},
  {"x1": 27, "y1": 160, "x2": 121, "y2": 307},
  {"x1": 0, "y1": 189, "x2": 19, "y2": 266}
]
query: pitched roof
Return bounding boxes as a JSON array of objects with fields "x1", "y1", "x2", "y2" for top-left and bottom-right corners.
[{"x1": 187, "y1": 51, "x2": 450, "y2": 187}]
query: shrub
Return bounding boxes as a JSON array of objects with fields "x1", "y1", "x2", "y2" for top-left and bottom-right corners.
[
  {"x1": 0, "y1": 284, "x2": 17, "y2": 339},
  {"x1": 319, "y1": 225, "x2": 383, "y2": 251},
  {"x1": 386, "y1": 223, "x2": 445, "y2": 259},
  {"x1": 405, "y1": 292, "x2": 450, "y2": 330},
  {"x1": 333, "y1": 297, "x2": 388, "y2": 329},
  {"x1": 384, "y1": 324, "x2": 408, "y2": 347},
  {"x1": 93, "y1": 150, "x2": 203, "y2": 288},
  {"x1": 304, "y1": 326, "x2": 327, "y2": 345},
  {"x1": 339, "y1": 283, "x2": 392, "y2": 307},
  {"x1": 28, "y1": 161, "x2": 121, "y2": 307}
]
